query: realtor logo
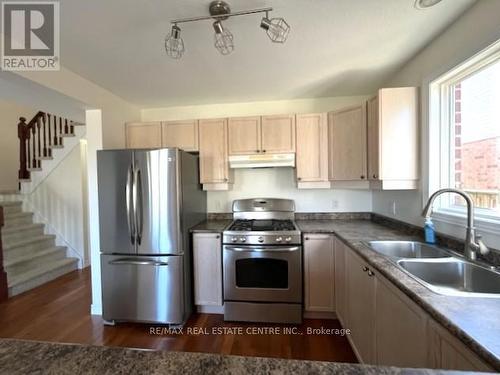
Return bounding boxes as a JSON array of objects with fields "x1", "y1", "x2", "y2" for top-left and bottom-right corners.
[{"x1": 1, "y1": 1, "x2": 60, "y2": 71}]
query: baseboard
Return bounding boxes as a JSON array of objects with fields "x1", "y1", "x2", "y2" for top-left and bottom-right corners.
[
  {"x1": 196, "y1": 305, "x2": 224, "y2": 314},
  {"x1": 90, "y1": 303, "x2": 102, "y2": 316},
  {"x1": 303, "y1": 311, "x2": 338, "y2": 320}
]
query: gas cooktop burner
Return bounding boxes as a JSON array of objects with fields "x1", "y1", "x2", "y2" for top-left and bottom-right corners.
[{"x1": 227, "y1": 219, "x2": 296, "y2": 232}]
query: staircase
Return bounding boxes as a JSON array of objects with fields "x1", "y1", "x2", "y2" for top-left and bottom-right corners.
[{"x1": 0, "y1": 201, "x2": 79, "y2": 297}]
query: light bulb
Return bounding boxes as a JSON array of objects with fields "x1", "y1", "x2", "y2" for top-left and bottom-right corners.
[
  {"x1": 260, "y1": 16, "x2": 290, "y2": 43},
  {"x1": 165, "y1": 25, "x2": 184, "y2": 59},
  {"x1": 213, "y1": 21, "x2": 234, "y2": 55}
]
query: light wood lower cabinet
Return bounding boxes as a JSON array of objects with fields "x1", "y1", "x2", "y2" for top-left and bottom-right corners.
[
  {"x1": 334, "y1": 238, "x2": 347, "y2": 325},
  {"x1": 162, "y1": 120, "x2": 199, "y2": 151},
  {"x1": 345, "y1": 248, "x2": 377, "y2": 363},
  {"x1": 303, "y1": 234, "x2": 335, "y2": 312},
  {"x1": 328, "y1": 104, "x2": 367, "y2": 181},
  {"x1": 428, "y1": 320, "x2": 493, "y2": 372},
  {"x1": 198, "y1": 118, "x2": 232, "y2": 190},
  {"x1": 338, "y1": 240, "x2": 492, "y2": 371},
  {"x1": 375, "y1": 275, "x2": 428, "y2": 368},
  {"x1": 295, "y1": 113, "x2": 330, "y2": 188},
  {"x1": 192, "y1": 233, "x2": 223, "y2": 306},
  {"x1": 125, "y1": 122, "x2": 162, "y2": 149}
]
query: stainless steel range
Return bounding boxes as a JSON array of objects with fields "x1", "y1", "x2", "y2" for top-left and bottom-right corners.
[{"x1": 223, "y1": 198, "x2": 302, "y2": 324}]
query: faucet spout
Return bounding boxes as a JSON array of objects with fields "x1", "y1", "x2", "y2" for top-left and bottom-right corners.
[{"x1": 422, "y1": 188, "x2": 488, "y2": 261}]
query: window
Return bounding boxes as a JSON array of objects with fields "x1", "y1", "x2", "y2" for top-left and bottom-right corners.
[{"x1": 430, "y1": 43, "x2": 500, "y2": 223}]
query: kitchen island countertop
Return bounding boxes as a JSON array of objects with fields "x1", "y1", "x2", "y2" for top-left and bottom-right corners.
[{"x1": 0, "y1": 338, "x2": 485, "y2": 375}]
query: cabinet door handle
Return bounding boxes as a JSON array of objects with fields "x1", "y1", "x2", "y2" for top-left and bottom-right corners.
[
  {"x1": 297, "y1": 177, "x2": 302, "y2": 181},
  {"x1": 368, "y1": 270, "x2": 375, "y2": 277},
  {"x1": 256, "y1": 150, "x2": 260, "y2": 153},
  {"x1": 373, "y1": 174, "x2": 377, "y2": 179},
  {"x1": 362, "y1": 266, "x2": 369, "y2": 272},
  {"x1": 360, "y1": 175, "x2": 365, "y2": 180},
  {"x1": 215, "y1": 235, "x2": 220, "y2": 239},
  {"x1": 262, "y1": 150, "x2": 267, "y2": 153},
  {"x1": 304, "y1": 237, "x2": 309, "y2": 240}
]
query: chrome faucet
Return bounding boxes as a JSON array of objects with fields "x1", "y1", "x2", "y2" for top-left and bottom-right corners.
[{"x1": 422, "y1": 188, "x2": 489, "y2": 261}]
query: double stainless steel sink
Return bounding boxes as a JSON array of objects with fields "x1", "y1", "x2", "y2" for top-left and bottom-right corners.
[{"x1": 365, "y1": 241, "x2": 500, "y2": 298}]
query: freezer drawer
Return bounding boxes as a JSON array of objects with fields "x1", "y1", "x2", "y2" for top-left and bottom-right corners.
[{"x1": 101, "y1": 254, "x2": 184, "y2": 324}]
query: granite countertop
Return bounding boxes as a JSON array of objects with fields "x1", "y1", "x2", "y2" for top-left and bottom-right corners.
[
  {"x1": 296, "y1": 219, "x2": 500, "y2": 371},
  {"x1": 190, "y1": 220, "x2": 231, "y2": 233},
  {"x1": 0, "y1": 339, "x2": 483, "y2": 375}
]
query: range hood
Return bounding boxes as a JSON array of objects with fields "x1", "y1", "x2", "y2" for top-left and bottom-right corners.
[{"x1": 229, "y1": 153, "x2": 295, "y2": 169}]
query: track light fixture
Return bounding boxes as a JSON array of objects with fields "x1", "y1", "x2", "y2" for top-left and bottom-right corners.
[
  {"x1": 213, "y1": 21, "x2": 234, "y2": 55},
  {"x1": 165, "y1": 24, "x2": 184, "y2": 59},
  {"x1": 165, "y1": 1, "x2": 290, "y2": 59},
  {"x1": 260, "y1": 12, "x2": 290, "y2": 43}
]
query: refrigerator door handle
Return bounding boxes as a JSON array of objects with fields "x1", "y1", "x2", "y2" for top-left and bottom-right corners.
[
  {"x1": 133, "y1": 167, "x2": 144, "y2": 245},
  {"x1": 109, "y1": 258, "x2": 169, "y2": 266},
  {"x1": 126, "y1": 165, "x2": 135, "y2": 245}
]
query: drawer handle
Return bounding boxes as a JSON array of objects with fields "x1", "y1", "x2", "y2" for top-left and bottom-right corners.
[
  {"x1": 109, "y1": 259, "x2": 169, "y2": 266},
  {"x1": 362, "y1": 266, "x2": 369, "y2": 272},
  {"x1": 368, "y1": 270, "x2": 375, "y2": 277}
]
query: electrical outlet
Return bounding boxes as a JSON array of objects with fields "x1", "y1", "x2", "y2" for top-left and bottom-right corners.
[{"x1": 331, "y1": 200, "x2": 339, "y2": 209}]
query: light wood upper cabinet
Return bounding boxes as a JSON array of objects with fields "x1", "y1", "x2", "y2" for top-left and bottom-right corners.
[
  {"x1": 346, "y1": 249, "x2": 376, "y2": 364},
  {"x1": 303, "y1": 234, "x2": 335, "y2": 312},
  {"x1": 367, "y1": 87, "x2": 419, "y2": 190},
  {"x1": 367, "y1": 96, "x2": 380, "y2": 180},
  {"x1": 228, "y1": 117, "x2": 261, "y2": 155},
  {"x1": 198, "y1": 118, "x2": 231, "y2": 187},
  {"x1": 295, "y1": 113, "x2": 329, "y2": 185},
  {"x1": 261, "y1": 115, "x2": 296, "y2": 154},
  {"x1": 193, "y1": 233, "x2": 223, "y2": 306},
  {"x1": 125, "y1": 122, "x2": 162, "y2": 149},
  {"x1": 162, "y1": 120, "x2": 199, "y2": 151},
  {"x1": 328, "y1": 104, "x2": 367, "y2": 181}
]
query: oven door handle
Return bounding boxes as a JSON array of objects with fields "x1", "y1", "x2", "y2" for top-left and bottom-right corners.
[{"x1": 225, "y1": 246, "x2": 300, "y2": 253}]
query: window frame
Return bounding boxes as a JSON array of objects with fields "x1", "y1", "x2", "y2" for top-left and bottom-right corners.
[{"x1": 428, "y1": 40, "x2": 500, "y2": 233}]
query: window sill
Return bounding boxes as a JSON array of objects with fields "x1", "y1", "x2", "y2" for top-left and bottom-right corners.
[{"x1": 432, "y1": 209, "x2": 500, "y2": 236}]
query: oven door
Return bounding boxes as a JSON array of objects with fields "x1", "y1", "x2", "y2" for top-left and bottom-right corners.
[{"x1": 223, "y1": 245, "x2": 302, "y2": 303}]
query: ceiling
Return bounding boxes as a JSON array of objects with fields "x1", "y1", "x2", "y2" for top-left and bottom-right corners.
[{"x1": 59, "y1": 0, "x2": 476, "y2": 107}]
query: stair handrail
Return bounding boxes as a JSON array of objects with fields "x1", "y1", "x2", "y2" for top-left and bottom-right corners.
[
  {"x1": 0, "y1": 206, "x2": 8, "y2": 302},
  {"x1": 18, "y1": 111, "x2": 78, "y2": 183}
]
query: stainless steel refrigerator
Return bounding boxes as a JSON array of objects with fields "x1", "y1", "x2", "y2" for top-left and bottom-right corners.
[{"x1": 97, "y1": 148, "x2": 206, "y2": 325}]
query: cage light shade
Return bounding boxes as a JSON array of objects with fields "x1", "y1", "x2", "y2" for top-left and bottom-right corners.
[
  {"x1": 165, "y1": 25, "x2": 185, "y2": 59},
  {"x1": 213, "y1": 21, "x2": 234, "y2": 55},
  {"x1": 260, "y1": 17, "x2": 290, "y2": 43}
]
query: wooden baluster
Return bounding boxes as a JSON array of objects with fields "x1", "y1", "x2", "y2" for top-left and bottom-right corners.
[
  {"x1": 37, "y1": 116, "x2": 42, "y2": 163},
  {"x1": 17, "y1": 117, "x2": 30, "y2": 180},
  {"x1": 47, "y1": 113, "x2": 52, "y2": 157},
  {"x1": 42, "y1": 114, "x2": 48, "y2": 157},
  {"x1": 53, "y1": 115, "x2": 58, "y2": 146},
  {"x1": 0, "y1": 206, "x2": 8, "y2": 302},
  {"x1": 64, "y1": 119, "x2": 69, "y2": 134},
  {"x1": 59, "y1": 117, "x2": 63, "y2": 145},
  {"x1": 32, "y1": 123, "x2": 37, "y2": 168}
]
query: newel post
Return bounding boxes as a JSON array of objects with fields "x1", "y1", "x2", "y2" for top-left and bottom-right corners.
[
  {"x1": 18, "y1": 117, "x2": 30, "y2": 180},
  {"x1": 0, "y1": 206, "x2": 8, "y2": 302}
]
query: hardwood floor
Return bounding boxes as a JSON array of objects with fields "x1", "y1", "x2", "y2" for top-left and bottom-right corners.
[{"x1": 0, "y1": 268, "x2": 357, "y2": 363}]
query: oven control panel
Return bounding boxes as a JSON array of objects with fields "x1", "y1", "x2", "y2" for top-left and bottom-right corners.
[{"x1": 223, "y1": 234, "x2": 301, "y2": 245}]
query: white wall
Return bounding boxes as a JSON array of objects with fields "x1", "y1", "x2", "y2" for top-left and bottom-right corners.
[
  {"x1": 0, "y1": 100, "x2": 36, "y2": 192},
  {"x1": 143, "y1": 95, "x2": 372, "y2": 213},
  {"x1": 372, "y1": 0, "x2": 500, "y2": 248},
  {"x1": 209, "y1": 168, "x2": 371, "y2": 213},
  {"x1": 25, "y1": 143, "x2": 87, "y2": 265},
  {"x1": 15, "y1": 67, "x2": 140, "y2": 149}
]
